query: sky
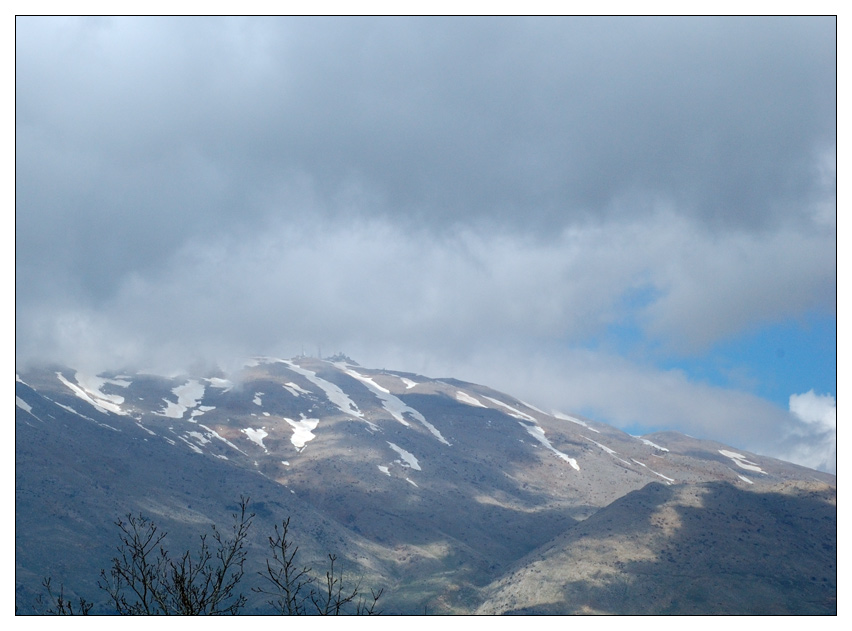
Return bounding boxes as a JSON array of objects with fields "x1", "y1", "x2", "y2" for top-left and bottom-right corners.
[{"x1": 15, "y1": 16, "x2": 837, "y2": 473}]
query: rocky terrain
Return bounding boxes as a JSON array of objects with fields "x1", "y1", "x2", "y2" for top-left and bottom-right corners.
[{"x1": 15, "y1": 356, "x2": 836, "y2": 614}]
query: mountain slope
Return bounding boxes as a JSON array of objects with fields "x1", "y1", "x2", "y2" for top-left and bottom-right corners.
[
  {"x1": 476, "y1": 479, "x2": 836, "y2": 614},
  {"x1": 15, "y1": 356, "x2": 837, "y2": 614}
]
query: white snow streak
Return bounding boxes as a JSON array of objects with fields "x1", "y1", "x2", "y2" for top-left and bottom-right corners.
[
  {"x1": 340, "y1": 366, "x2": 390, "y2": 393},
  {"x1": 284, "y1": 361, "x2": 363, "y2": 418},
  {"x1": 55, "y1": 402, "x2": 95, "y2": 422},
  {"x1": 738, "y1": 474, "x2": 754, "y2": 484},
  {"x1": 56, "y1": 372, "x2": 126, "y2": 416},
  {"x1": 483, "y1": 396, "x2": 536, "y2": 422},
  {"x1": 377, "y1": 465, "x2": 391, "y2": 476},
  {"x1": 76, "y1": 374, "x2": 129, "y2": 412},
  {"x1": 553, "y1": 411, "x2": 601, "y2": 433},
  {"x1": 342, "y1": 366, "x2": 450, "y2": 445},
  {"x1": 387, "y1": 442, "x2": 421, "y2": 471},
  {"x1": 178, "y1": 436, "x2": 204, "y2": 454},
  {"x1": 456, "y1": 391, "x2": 487, "y2": 407},
  {"x1": 583, "y1": 436, "x2": 632, "y2": 466},
  {"x1": 186, "y1": 431, "x2": 211, "y2": 445},
  {"x1": 651, "y1": 470, "x2": 675, "y2": 483},
  {"x1": 584, "y1": 436, "x2": 618, "y2": 456},
  {"x1": 521, "y1": 400, "x2": 548, "y2": 415},
  {"x1": 400, "y1": 377, "x2": 418, "y2": 389},
  {"x1": 522, "y1": 424, "x2": 580, "y2": 470},
  {"x1": 283, "y1": 382, "x2": 311, "y2": 397},
  {"x1": 51, "y1": 400, "x2": 119, "y2": 431},
  {"x1": 718, "y1": 450, "x2": 767, "y2": 474},
  {"x1": 16, "y1": 396, "x2": 32, "y2": 413},
  {"x1": 199, "y1": 424, "x2": 248, "y2": 455},
  {"x1": 640, "y1": 438, "x2": 670, "y2": 452}
]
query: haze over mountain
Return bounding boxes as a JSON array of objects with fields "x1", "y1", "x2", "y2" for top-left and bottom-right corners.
[
  {"x1": 15, "y1": 16, "x2": 837, "y2": 476},
  {"x1": 15, "y1": 356, "x2": 836, "y2": 614}
]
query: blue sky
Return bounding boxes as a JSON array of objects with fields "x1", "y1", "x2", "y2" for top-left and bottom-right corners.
[
  {"x1": 585, "y1": 310, "x2": 836, "y2": 441},
  {"x1": 15, "y1": 16, "x2": 836, "y2": 471},
  {"x1": 663, "y1": 312, "x2": 836, "y2": 408}
]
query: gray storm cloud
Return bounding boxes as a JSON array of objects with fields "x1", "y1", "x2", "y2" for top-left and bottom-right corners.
[{"x1": 15, "y1": 17, "x2": 836, "y2": 469}]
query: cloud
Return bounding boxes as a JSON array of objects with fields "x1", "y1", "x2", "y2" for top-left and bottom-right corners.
[
  {"x1": 15, "y1": 207, "x2": 833, "y2": 373},
  {"x1": 15, "y1": 17, "x2": 836, "y2": 469},
  {"x1": 423, "y1": 343, "x2": 794, "y2": 446},
  {"x1": 776, "y1": 390, "x2": 837, "y2": 473}
]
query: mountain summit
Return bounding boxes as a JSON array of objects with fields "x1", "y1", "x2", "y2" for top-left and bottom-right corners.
[{"x1": 15, "y1": 356, "x2": 836, "y2": 614}]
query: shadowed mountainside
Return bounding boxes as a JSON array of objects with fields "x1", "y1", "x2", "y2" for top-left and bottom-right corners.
[{"x1": 477, "y1": 480, "x2": 836, "y2": 614}]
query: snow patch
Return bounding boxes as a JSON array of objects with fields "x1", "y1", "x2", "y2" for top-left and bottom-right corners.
[
  {"x1": 16, "y1": 396, "x2": 32, "y2": 413},
  {"x1": 583, "y1": 436, "x2": 632, "y2": 466},
  {"x1": 199, "y1": 424, "x2": 248, "y2": 455},
  {"x1": 156, "y1": 380, "x2": 206, "y2": 419},
  {"x1": 242, "y1": 427, "x2": 269, "y2": 451},
  {"x1": 284, "y1": 361, "x2": 363, "y2": 418},
  {"x1": 207, "y1": 377, "x2": 233, "y2": 392},
  {"x1": 158, "y1": 399, "x2": 186, "y2": 419},
  {"x1": 651, "y1": 470, "x2": 675, "y2": 483},
  {"x1": 456, "y1": 391, "x2": 487, "y2": 407},
  {"x1": 718, "y1": 450, "x2": 766, "y2": 474},
  {"x1": 57, "y1": 372, "x2": 127, "y2": 415},
  {"x1": 553, "y1": 411, "x2": 600, "y2": 433},
  {"x1": 520, "y1": 400, "x2": 548, "y2": 415},
  {"x1": 343, "y1": 366, "x2": 450, "y2": 445},
  {"x1": 284, "y1": 415, "x2": 320, "y2": 451},
  {"x1": 340, "y1": 366, "x2": 390, "y2": 394},
  {"x1": 483, "y1": 396, "x2": 536, "y2": 422},
  {"x1": 135, "y1": 421, "x2": 157, "y2": 436},
  {"x1": 640, "y1": 438, "x2": 670, "y2": 452},
  {"x1": 253, "y1": 392, "x2": 263, "y2": 406},
  {"x1": 186, "y1": 431, "x2": 211, "y2": 445},
  {"x1": 283, "y1": 382, "x2": 311, "y2": 397},
  {"x1": 522, "y1": 424, "x2": 580, "y2": 470},
  {"x1": 174, "y1": 380, "x2": 205, "y2": 407},
  {"x1": 178, "y1": 436, "x2": 204, "y2": 454},
  {"x1": 190, "y1": 405, "x2": 215, "y2": 420},
  {"x1": 54, "y1": 401, "x2": 120, "y2": 434},
  {"x1": 387, "y1": 442, "x2": 421, "y2": 471},
  {"x1": 55, "y1": 402, "x2": 95, "y2": 422},
  {"x1": 584, "y1": 436, "x2": 618, "y2": 456},
  {"x1": 378, "y1": 465, "x2": 391, "y2": 476},
  {"x1": 400, "y1": 377, "x2": 418, "y2": 389},
  {"x1": 738, "y1": 474, "x2": 754, "y2": 484}
]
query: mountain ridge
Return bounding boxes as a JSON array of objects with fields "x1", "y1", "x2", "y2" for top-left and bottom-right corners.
[{"x1": 15, "y1": 356, "x2": 836, "y2": 614}]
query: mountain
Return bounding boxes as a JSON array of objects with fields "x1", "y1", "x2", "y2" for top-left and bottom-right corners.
[{"x1": 15, "y1": 356, "x2": 836, "y2": 614}]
